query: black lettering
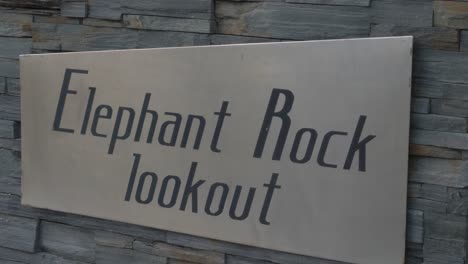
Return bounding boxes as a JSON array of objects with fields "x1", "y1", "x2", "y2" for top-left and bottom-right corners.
[
  {"x1": 53, "y1": 68, "x2": 88, "y2": 133},
  {"x1": 290, "y1": 128, "x2": 317, "y2": 163},
  {"x1": 179, "y1": 162, "x2": 205, "y2": 213},
  {"x1": 229, "y1": 186, "x2": 256, "y2": 221},
  {"x1": 158, "y1": 112, "x2": 182, "y2": 146},
  {"x1": 317, "y1": 131, "x2": 347, "y2": 168},
  {"x1": 344, "y1": 115, "x2": 376, "y2": 172},
  {"x1": 211, "y1": 101, "x2": 231, "y2": 153},
  {"x1": 158, "y1": 175, "x2": 181, "y2": 208},
  {"x1": 259, "y1": 173, "x2": 281, "y2": 225},
  {"x1": 108, "y1": 107, "x2": 135, "y2": 154},
  {"x1": 135, "y1": 172, "x2": 158, "y2": 204},
  {"x1": 205, "y1": 183, "x2": 229, "y2": 216},
  {"x1": 180, "y1": 115, "x2": 206, "y2": 150},
  {"x1": 254, "y1": 88, "x2": 294, "y2": 160},
  {"x1": 80, "y1": 87, "x2": 96, "y2": 135},
  {"x1": 134, "y1": 93, "x2": 158, "y2": 143},
  {"x1": 91, "y1": 105, "x2": 112, "y2": 138}
]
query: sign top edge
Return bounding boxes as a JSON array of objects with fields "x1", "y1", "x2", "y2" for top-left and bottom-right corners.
[{"x1": 20, "y1": 36, "x2": 413, "y2": 59}]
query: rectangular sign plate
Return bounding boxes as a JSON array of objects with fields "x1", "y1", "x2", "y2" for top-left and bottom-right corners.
[{"x1": 21, "y1": 37, "x2": 412, "y2": 264}]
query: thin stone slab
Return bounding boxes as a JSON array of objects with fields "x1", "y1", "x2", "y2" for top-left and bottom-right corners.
[
  {"x1": 0, "y1": 76, "x2": 5, "y2": 93},
  {"x1": 166, "y1": 232, "x2": 351, "y2": 264},
  {"x1": 216, "y1": 2, "x2": 369, "y2": 40},
  {"x1": 39, "y1": 221, "x2": 96, "y2": 263},
  {"x1": 123, "y1": 14, "x2": 213, "y2": 34},
  {"x1": 410, "y1": 113, "x2": 467, "y2": 133},
  {"x1": 431, "y1": 99, "x2": 468, "y2": 118},
  {"x1": 371, "y1": 0, "x2": 432, "y2": 27},
  {"x1": 448, "y1": 188, "x2": 468, "y2": 216},
  {"x1": 0, "y1": 37, "x2": 31, "y2": 60},
  {"x1": 61, "y1": 1, "x2": 87, "y2": 18},
  {"x1": 424, "y1": 212, "x2": 467, "y2": 241},
  {"x1": 94, "y1": 231, "x2": 133, "y2": 249},
  {"x1": 0, "y1": 213, "x2": 38, "y2": 253},
  {"x1": 411, "y1": 98, "x2": 430, "y2": 114},
  {"x1": 210, "y1": 34, "x2": 277, "y2": 45},
  {"x1": 31, "y1": 253, "x2": 89, "y2": 264},
  {"x1": 82, "y1": 18, "x2": 122, "y2": 28},
  {"x1": 423, "y1": 237, "x2": 466, "y2": 262},
  {"x1": 407, "y1": 198, "x2": 447, "y2": 213},
  {"x1": 410, "y1": 129, "x2": 468, "y2": 151},
  {"x1": 414, "y1": 49, "x2": 468, "y2": 84},
  {"x1": 406, "y1": 210, "x2": 423, "y2": 243},
  {"x1": 137, "y1": 30, "x2": 210, "y2": 48},
  {"x1": 0, "y1": 0, "x2": 60, "y2": 9},
  {"x1": 408, "y1": 156, "x2": 468, "y2": 188},
  {"x1": 407, "y1": 183, "x2": 448, "y2": 202},
  {"x1": 0, "y1": 12, "x2": 32, "y2": 37},
  {"x1": 0, "y1": 58, "x2": 19, "y2": 78},
  {"x1": 413, "y1": 79, "x2": 468, "y2": 101},
  {"x1": 6, "y1": 78, "x2": 19, "y2": 96},
  {"x1": 0, "y1": 148, "x2": 21, "y2": 195},
  {"x1": 0, "y1": 95, "x2": 20, "y2": 121},
  {"x1": 121, "y1": 0, "x2": 213, "y2": 20},
  {"x1": 434, "y1": 1, "x2": 468, "y2": 29},
  {"x1": 33, "y1": 15, "x2": 81, "y2": 25},
  {"x1": 409, "y1": 144, "x2": 462, "y2": 159},
  {"x1": 96, "y1": 245, "x2": 166, "y2": 264},
  {"x1": 461, "y1": 30, "x2": 468, "y2": 52},
  {"x1": 285, "y1": 0, "x2": 370, "y2": 7},
  {"x1": 226, "y1": 255, "x2": 276, "y2": 264},
  {"x1": 371, "y1": 25, "x2": 459, "y2": 51},
  {"x1": 0, "y1": 247, "x2": 33, "y2": 263},
  {"x1": 133, "y1": 240, "x2": 224, "y2": 264}
]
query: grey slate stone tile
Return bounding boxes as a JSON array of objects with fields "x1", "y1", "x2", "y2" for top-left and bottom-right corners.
[
  {"x1": 370, "y1": 0, "x2": 432, "y2": 27},
  {"x1": 407, "y1": 183, "x2": 448, "y2": 202},
  {"x1": 0, "y1": 148, "x2": 21, "y2": 195},
  {"x1": 406, "y1": 210, "x2": 424, "y2": 243},
  {"x1": 414, "y1": 49, "x2": 468, "y2": 85},
  {"x1": 0, "y1": 76, "x2": 4, "y2": 93},
  {"x1": 166, "y1": 232, "x2": 350, "y2": 264},
  {"x1": 31, "y1": 23, "x2": 61, "y2": 51},
  {"x1": 136, "y1": 31, "x2": 210, "y2": 48},
  {"x1": 408, "y1": 156, "x2": 468, "y2": 188},
  {"x1": 121, "y1": 0, "x2": 213, "y2": 20},
  {"x1": 60, "y1": 1, "x2": 87, "y2": 18},
  {"x1": 408, "y1": 197, "x2": 447, "y2": 213},
  {"x1": 95, "y1": 245, "x2": 166, "y2": 264},
  {"x1": 133, "y1": 240, "x2": 224, "y2": 264},
  {"x1": 448, "y1": 188, "x2": 468, "y2": 216},
  {"x1": 0, "y1": 119, "x2": 16, "y2": 138},
  {"x1": 94, "y1": 230, "x2": 133, "y2": 249},
  {"x1": 6, "y1": 78, "x2": 19, "y2": 96},
  {"x1": 411, "y1": 98, "x2": 430, "y2": 114},
  {"x1": 88, "y1": 0, "x2": 121, "y2": 20},
  {"x1": 409, "y1": 144, "x2": 462, "y2": 160},
  {"x1": 39, "y1": 221, "x2": 95, "y2": 263},
  {"x1": 431, "y1": 99, "x2": 468, "y2": 118},
  {"x1": 424, "y1": 211, "x2": 468, "y2": 241},
  {"x1": 33, "y1": 15, "x2": 80, "y2": 25},
  {"x1": 410, "y1": 129, "x2": 468, "y2": 151},
  {"x1": 413, "y1": 79, "x2": 468, "y2": 100},
  {"x1": 82, "y1": 18, "x2": 122, "y2": 28},
  {"x1": 0, "y1": 0, "x2": 60, "y2": 9},
  {"x1": 0, "y1": 58, "x2": 19, "y2": 78},
  {"x1": 0, "y1": 246, "x2": 33, "y2": 263},
  {"x1": 461, "y1": 30, "x2": 468, "y2": 52},
  {"x1": 0, "y1": 95, "x2": 20, "y2": 121},
  {"x1": 31, "y1": 253, "x2": 89, "y2": 264},
  {"x1": 226, "y1": 255, "x2": 276, "y2": 264},
  {"x1": 371, "y1": 25, "x2": 459, "y2": 51},
  {"x1": 434, "y1": 1, "x2": 468, "y2": 29},
  {"x1": 0, "y1": 213, "x2": 38, "y2": 253},
  {"x1": 216, "y1": 1, "x2": 370, "y2": 40},
  {"x1": 285, "y1": 0, "x2": 369, "y2": 7},
  {"x1": 123, "y1": 14, "x2": 213, "y2": 34},
  {"x1": 410, "y1": 113, "x2": 467, "y2": 133},
  {"x1": 423, "y1": 237, "x2": 466, "y2": 262},
  {"x1": 210, "y1": 34, "x2": 277, "y2": 45},
  {"x1": 0, "y1": 37, "x2": 32, "y2": 59},
  {"x1": 0, "y1": 12, "x2": 32, "y2": 37},
  {"x1": 0, "y1": 138, "x2": 21, "y2": 152}
]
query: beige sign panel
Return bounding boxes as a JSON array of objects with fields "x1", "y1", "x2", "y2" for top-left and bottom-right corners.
[{"x1": 21, "y1": 37, "x2": 412, "y2": 264}]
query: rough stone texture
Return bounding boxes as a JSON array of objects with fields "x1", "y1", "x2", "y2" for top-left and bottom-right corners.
[
  {"x1": 411, "y1": 98, "x2": 430, "y2": 114},
  {"x1": 434, "y1": 1, "x2": 468, "y2": 29},
  {"x1": 216, "y1": 1, "x2": 369, "y2": 40},
  {"x1": 0, "y1": 37, "x2": 32, "y2": 59},
  {"x1": 95, "y1": 245, "x2": 166, "y2": 264},
  {"x1": 410, "y1": 129, "x2": 468, "y2": 151},
  {"x1": 60, "y1": 1, "x2": 87, "y2": 18},
  {"x1": 410, "y1": 113, "x2": 467, "y2": 133},
  {"x1": 285, "y1": 0, "x2": 370, "y2": 7},
  {"x1": 431, "y1": 99, "x2": 468, "y2": 118},
  {"x1": 133, "y1": 240, "x2": 225, "y2": 264},
  {"x1": 0, "y1": 213, "x2": 38, "y2": 253},
  {"x1": 39, "y1": 222, "x2": 95, "y2": 263},
  {"x1": 6, "y1": 78, "x2": 19, "y2": 96},
  {"x1": 0, "y1": 0, "x2": 467, "y2": 263},
  {"x1": 409, "y1": 144, "x2": 462, "y2": 160},
  {"x1": 408, "y1": 156, "x2": 468, "y2": 188}
]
